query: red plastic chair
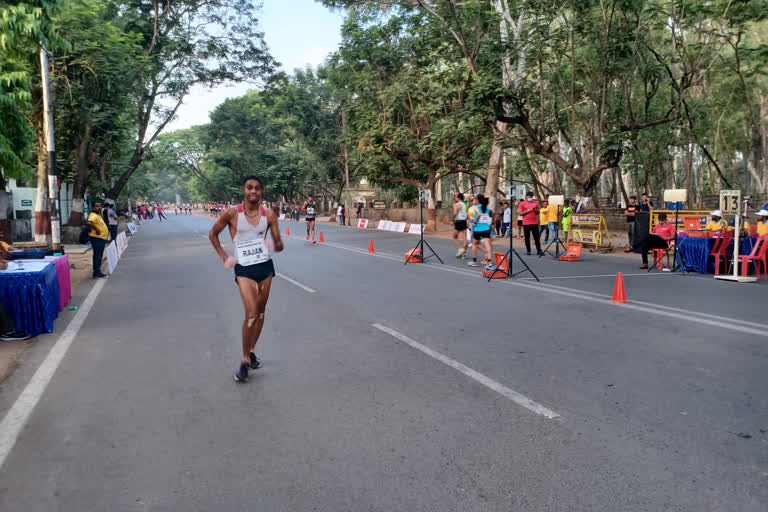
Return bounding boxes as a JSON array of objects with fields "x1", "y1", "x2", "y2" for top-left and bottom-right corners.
[
  {"x1": 708, "y1": 230, "x2": 733, "y2": 275},
  {"x1": 737, "y1": 234, "x2": 768, "y2": 279},
  {"x1": 651, "y1": 247, "x2": 672, "y2": 269}
]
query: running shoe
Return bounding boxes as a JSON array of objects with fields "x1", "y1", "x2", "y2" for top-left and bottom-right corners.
[
  {"x1": 481, "y1": 259, "x2": 490, "y2": 265},
  {"x1": 93, "y1": 273, "x2": 107, "y2": 279},
  {"x1": 249, "y1": 352, "x2": 262, "y2": 370},
  {"x1": 234, "y1": 362, "x2": 249, "y2": 382},
  {"x1": 312, "y1": 239, "x2": 316, "y2": 244},
  {"x1": 467, "y1": 260, "x2": 478, "y2": 267},
  {"x1": 456, "y1": 249, "x2": 465, "y2": 258},
  {"x1": 0, "y1": 331, "x2": 31, "y2": 341}
]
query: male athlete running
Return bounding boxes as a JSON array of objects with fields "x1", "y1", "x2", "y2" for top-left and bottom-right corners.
[
  {"x1": 303, "y1": 195, "x2": 317, "y2": 243},
  {"x1": 209, "y1": 176, "x2": 284, "y2": 382}
]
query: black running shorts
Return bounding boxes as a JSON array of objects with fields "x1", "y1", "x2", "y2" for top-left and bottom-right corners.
[
  {"x1": 454, "y1": 220, "x2": 468, "y2": 231},
  {"x1": 234, "y1": 260, "x2": 275, "y2": 284},
  {"x1": 473, "y1": 229, "x2": 492, "y2": 241}
]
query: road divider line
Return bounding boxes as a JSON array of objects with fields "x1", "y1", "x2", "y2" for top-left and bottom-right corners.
[
  {"x1": 372, "y1": 323, "x2": 560, "y2": 419},
  {"x1": 278, "y1": 274, "x2": 316, "y2": 293},
  {"x1": 0, "y1": 278, "x2": 108, "y2": 470}
]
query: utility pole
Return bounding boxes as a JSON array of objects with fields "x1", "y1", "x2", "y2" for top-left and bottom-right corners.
[
  {"x1": 40, "y1": 46, "x2": 61, "y2": 251},
  {"x1": 342, "y1": 105, "x2": 351, "y2": 226}
]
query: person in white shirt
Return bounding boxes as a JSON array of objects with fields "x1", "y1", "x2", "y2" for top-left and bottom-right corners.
[
  {"x1": 337, "y1": 204, "x2": 344, "y2": 225},
  {"x1": 502, "y1": 202, "x2": 512, "y2": 238}
]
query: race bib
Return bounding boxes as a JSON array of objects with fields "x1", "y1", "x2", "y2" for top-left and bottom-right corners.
[
  {"x1": 236, "y1": 239, "x2": 269, "y2": 266},
  {"x1": 306, "y1": 207, "x2": 315, "y2": 216},
  {"x1": 478, "y1": 214, "x2": 492, "y2": 225},
  {"x1": 456, "y1": 210, "x2": 468, "y2": 221}
]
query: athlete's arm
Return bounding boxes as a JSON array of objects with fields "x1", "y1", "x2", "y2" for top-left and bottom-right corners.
[
  {"x1": 267, "y1": 211, "x2": 284, "y2": 252},
  {"x1": 209, "y1": 208, "x2": 236, "y2": 267}
]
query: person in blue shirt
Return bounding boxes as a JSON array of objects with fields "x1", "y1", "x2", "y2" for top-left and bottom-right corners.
[
  {"x1": 639, "y1": 193, "x2": 655, "y2": 212},
  {"x1": 467, "y1": 194, "x2": 494, "y2": 267}
]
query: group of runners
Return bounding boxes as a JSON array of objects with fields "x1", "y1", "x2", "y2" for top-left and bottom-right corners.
[{"x1": 451, "y1": 191, "x2": 560, "y2": 266}]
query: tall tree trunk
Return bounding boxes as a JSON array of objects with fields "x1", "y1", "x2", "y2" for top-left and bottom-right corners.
[
  {"x1": 34, "y1": 143, "x2": 51, "y2": 244},
  {"x1": 484, "y1": 124, "x2": 505, "y2": 210},
  {"x1": 68, "y1": 127, "x2": 92, "y2": 226}
]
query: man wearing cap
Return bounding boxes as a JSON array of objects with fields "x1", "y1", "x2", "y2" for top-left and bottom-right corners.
[
  {"x1": 519, "y1": 191, "x2": 542, "y2": 256},
  {"x1": 705, "y1": 210, "x2": 726, "y2": 232},
  {"x1": 756, "y1": 209, "x2": 768, "y2": 236}
]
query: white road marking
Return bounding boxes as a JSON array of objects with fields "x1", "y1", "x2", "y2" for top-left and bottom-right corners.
[
  {"x1": 372, "y1": 323, "x2": 559, "y2": 419},
  {"x1": 0, "y1": 278, "x2": 107, "y2": 470},
  {"x1": 521, "y1": 273, "x2": 668, "y2": 280},
  {"x1": 290, "y1": 234, "x2": 768, "y2": 338},
  {"x1": 279, "y1": 274, "x2": 316, "y2": 293}
]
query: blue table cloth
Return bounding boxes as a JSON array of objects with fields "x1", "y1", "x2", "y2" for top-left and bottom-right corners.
[
  {"x1": 677, "y1": 236, "x2": 756, "y2": 274},
  {"x1": 0, "y1": 261, "x2": 60, "y2": 337}
]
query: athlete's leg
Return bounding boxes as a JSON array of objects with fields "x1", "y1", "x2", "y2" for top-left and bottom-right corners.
[
  {"x1": 310, "y1": 220, "x2": 315, "y2": 239},
  {"x1": 452, "y1": 229, "x2": 460, "y2": 249},
  {"x1": 483, "y1": 237, "x2": 493, "y2": 261},
  {"x1": 236, "y1": 276, "x2": 262, "y2": 364},
  {"x1": 306, "y1": 220, "x2": 310, "y2": 236},
  {"x1": 248, "y1": 276, "x2": 273, "y2": 353}
]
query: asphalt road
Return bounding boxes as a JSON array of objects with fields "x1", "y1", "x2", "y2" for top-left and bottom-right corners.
[{"x1": 0, "y1": 213, "x2": 766, "y2": 511}]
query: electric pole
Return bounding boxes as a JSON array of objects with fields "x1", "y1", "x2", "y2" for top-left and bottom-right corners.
[{"x1": 40, "y1": 46, "x2": 61, "y2": 251}]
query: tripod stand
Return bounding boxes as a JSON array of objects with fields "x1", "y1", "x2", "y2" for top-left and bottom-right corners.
[
  {"x1": 539, "y1": 210, "x2": 567, "y2": 259},
  {"x1": 404, "y1": 193, "x2": 443, "y2": 266},
  {"x1": 488, "y1": 202, "x2": 539, "y2": 282}
]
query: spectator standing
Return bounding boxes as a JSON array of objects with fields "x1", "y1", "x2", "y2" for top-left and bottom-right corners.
[
  {"x1": 562, "y1": 200, "x2": 574, "y2": 243},
  {"x1": 338, "y1": 204, "x2": 344, "y2": 225},
  {"x1": 502, "y1": 202, "x2": 511, "y2": 238},
  {"x1": 106, "y1": 203, "x2": 119, "y2": 241},
  {"x1": 87, "y1": 201, "x2": 109, "y2": 279},
  {"x1": 539, "y1": 197, "x2": 550, "y2": 245},
  {"x1": 639, "y1": 193, "x2": 654, "y2": 212},
  {"x1": 341, "y1": 204, "x2": 346, "y2": 226},
  {"x1": 624, "y1": 196, "x2": 639, "y2": 253},
  {"x1": 547, "y1": 199, "x2": 559, "y2": 242},
  {"x1": 519, "y1": 191, "x2": 542, "y2": 255},
  {"x1": 356, "y1": 203, "x2": 362, "y2": 218},
  {"x1": 516, "y1": 199, "x2": 523, "y2": 238}
]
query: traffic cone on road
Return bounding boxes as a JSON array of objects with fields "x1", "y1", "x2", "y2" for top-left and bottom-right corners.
[
  {"x1": 286, "y1": 227, "x2": 290, "y2": 236},
  {"x1": 368, "y1": 239, "x2": 375, "y2": 253},
  {"x1": 611, "y1": 272, "x2": 627, "y2": 303},
  {"x1": 319, "y1": 232, "x2": 325, "y2": 243}
]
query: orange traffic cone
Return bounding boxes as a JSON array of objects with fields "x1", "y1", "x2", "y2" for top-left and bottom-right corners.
[
  {"x1": 368, "y1": 239, "x2": 375, "y2": 253},
  {"x1": 286, "y1": 227, "x2": 290, "y2": 236},
  {"x1": 611, "y1": 272, "x2": 627, "y2": 303},
  {"x1": 319, "y1": 232, "x2": 325, "y2": 242}
]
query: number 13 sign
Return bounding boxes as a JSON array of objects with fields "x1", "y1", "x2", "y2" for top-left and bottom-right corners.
[{"x1": 719, "y1": 190, "x2": 740, "y2": 214}]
